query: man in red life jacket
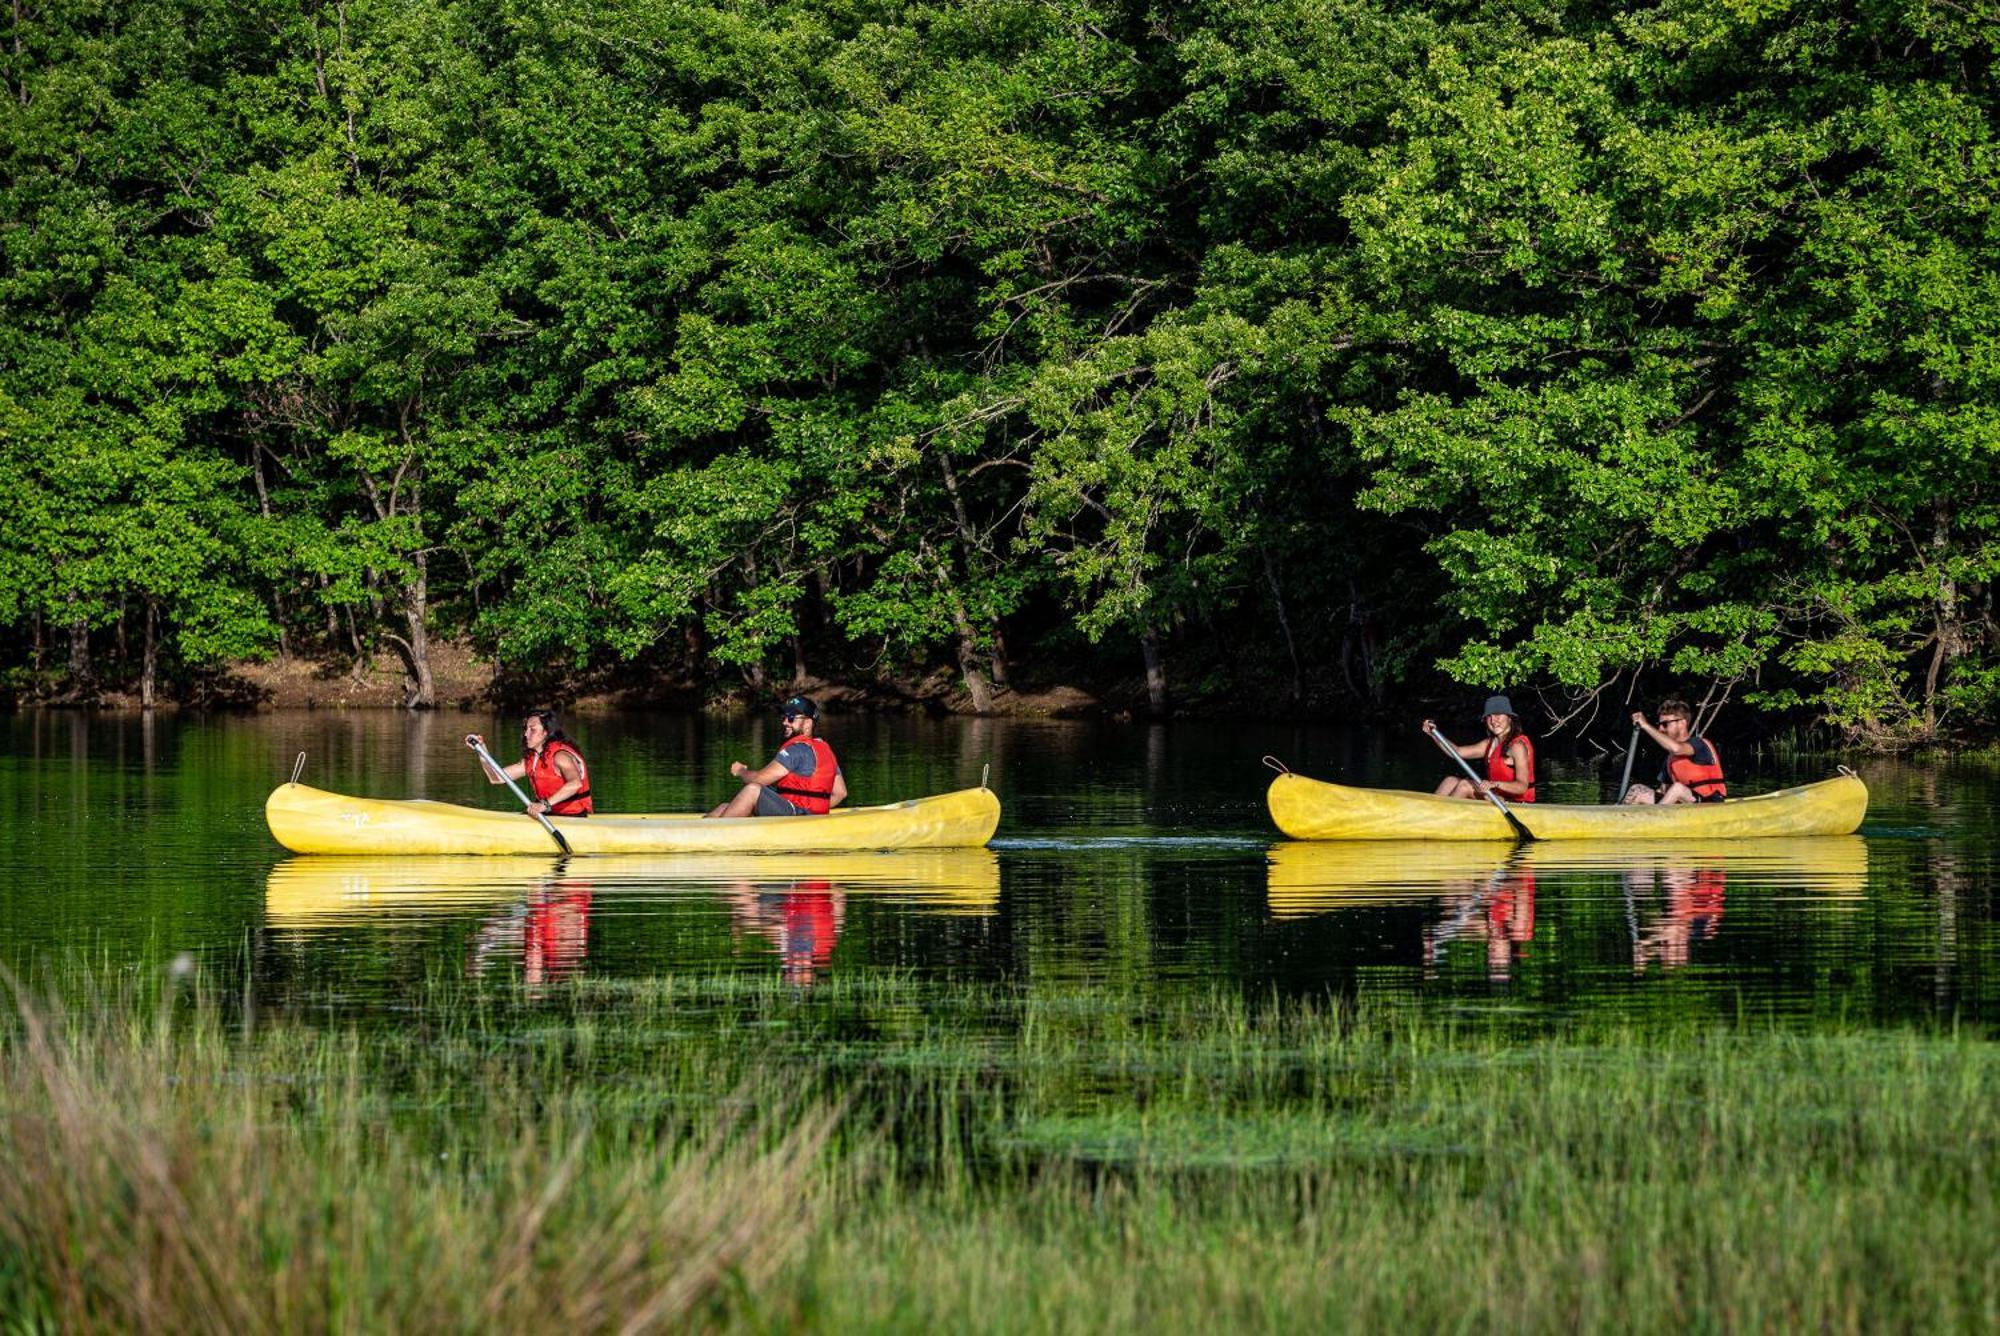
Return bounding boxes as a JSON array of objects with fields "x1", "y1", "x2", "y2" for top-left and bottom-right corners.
[
  {"x1": 464, "y1": 708, "x2": 593, "y2": 817},
  {"x1": 705, "y1": 695, "x2": 848, "y2": 819},
  {"x1": 1622, "y1": 697, "x2": 1727, "y2": 805}
]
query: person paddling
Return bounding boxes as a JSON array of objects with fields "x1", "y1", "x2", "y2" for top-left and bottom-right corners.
[
  {"x1": 705, "y1": 695, "x2": 848, "y2": 819},
  {"x1": 465, "y1": 708, "x2": 593, "y2": 817},
  {"x1": 1622, "y1": 697, "x2": 1726, "y2": 804},
  {"x1": 1423, "y1": 695, "x2": 1536, "y2": 803}
]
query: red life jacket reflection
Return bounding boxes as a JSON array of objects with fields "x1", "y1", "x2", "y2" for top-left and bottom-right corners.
[
  {"x1": 1485, "y1": 733, "x2": 1537, "y2": 803},
  {"x1": 526, "y1": 739, "x2": 593, "y2": 815},
  {"x1": 1664, "y1": 737, "x2": 1727, "y2": 800},
  {"x1": 773, "y1": 738, "x2": 839, "y2": 814}
]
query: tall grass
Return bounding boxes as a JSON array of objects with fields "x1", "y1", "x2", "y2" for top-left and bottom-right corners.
[
  {"x1": 0, "y1": 968, "x2": 836, "y2": 1331},
  {"x1": 2, "y1": 965, "x2": 1994, "y2": 1331}
]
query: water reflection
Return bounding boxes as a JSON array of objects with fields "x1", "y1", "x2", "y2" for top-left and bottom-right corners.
[
  {"x1": 1420, "y1": 863, "x2": 1536, "y2": 983},
  {"x1": 1268, "y1": 838, "x2": 1871, "y2": 981},
  {"x1": 728, "y1": 881, "x2": 844, "y2": 986},
  {"x1": 264, "y1": 849, "x2": 1000, "y2": 988},
  {"x1": 1625, "y1": 863, "x2": 1725, "y2": 974},
  {"x1": 469, "y1": 876, "x2": 594, "y2": 991}
]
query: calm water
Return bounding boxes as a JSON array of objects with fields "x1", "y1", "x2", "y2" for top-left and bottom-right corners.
[{"x1": 1, "y1": 710, "x2": 1994, "y2": 1028}]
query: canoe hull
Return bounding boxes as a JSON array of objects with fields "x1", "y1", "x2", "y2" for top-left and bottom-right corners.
[
  {"x1": 266, "y1": 783, "x2": 1001, "y2": 855},
  {"x1": 1266, "y1": 773, "x2": 1867, "y2": 841}
]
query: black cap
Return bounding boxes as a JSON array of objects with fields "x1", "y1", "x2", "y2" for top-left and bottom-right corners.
[{"x1": 780, "y1": 695, "x2": 819, "y2": 720}]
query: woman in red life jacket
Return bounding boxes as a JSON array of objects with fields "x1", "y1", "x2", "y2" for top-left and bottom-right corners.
[
  {"x1": 1622, "y1": 697, "x2": 1727, "y2": 805},
  {"x1": 464, "y1": 708, "x2": 593, "y2": 817},
  {"x1": 1422, "y1": 694, "x2": 1537, "y2": 803},
  {"x1": 705, "y1": 695, "x2": 849, "y2": 819}
]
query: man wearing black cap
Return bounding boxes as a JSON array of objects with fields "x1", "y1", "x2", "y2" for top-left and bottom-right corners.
[{"x1": 705, "y1": 696, "x2": 848, "y2": 819}]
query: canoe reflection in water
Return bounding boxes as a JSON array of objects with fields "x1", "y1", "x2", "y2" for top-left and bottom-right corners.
[
  {"x1": 1267, "y1": 838, "x2": 1870, "y2": 978},
  {"x1": 265, "y1": 849, "x2": 1001, "y2": 990}
]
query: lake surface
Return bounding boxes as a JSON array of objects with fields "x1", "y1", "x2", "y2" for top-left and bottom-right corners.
[{"x1": 1, "y1": 710, "x2": 1994, "y2": 1029}]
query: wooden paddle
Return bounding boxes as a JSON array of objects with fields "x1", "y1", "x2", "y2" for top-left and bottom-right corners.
[
  {"x1": 466, "y1": 736, "x2": 572, "y2": 856},
  {"x1": 1425, "y1": 724, "x2": 1537, "y2": 843}
]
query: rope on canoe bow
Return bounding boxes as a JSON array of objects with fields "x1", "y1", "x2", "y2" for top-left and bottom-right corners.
[
  {"x1": 1261, "y1": 755, "x2": 1291, "y2": 775},
  {"x1": 290, "y1": 751, "x2": 307, "y2": 785}
]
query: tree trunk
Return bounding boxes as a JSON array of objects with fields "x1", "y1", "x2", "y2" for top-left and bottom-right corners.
[
  {"x1": 250, "y1": 448, "x2": 290, "y2": 660},
  {"x1": 1923, "y1": 504, "x2": 1961, "y2": 737},
  {"x1": 1139, "y1": 627, "x2": 1169, "y2": 719},
  {"x1": 66, "y1": 599, "x2": 91, "y2": 696},
  {"x1": 954, "y1": 624, "x2": 994, "y2": 715},
  {"x1": 31, "y1": 609, "x2": 43, "y2": 674},
  {"x1": 393, "y1": 551, "x2": 436, "y2": 709},
  {"x1": 989, "y1": 621, "x2": 1011, "y2": 691},
  {"x1": 791, "y1": 633, "x2": 808, "y2": 686},
  {"x1": 141, "y1": 599, "x2": 158, "y2": 710},
  {"x1": 1262, "y1": 547, "x2": 1302, "y2": 703}
]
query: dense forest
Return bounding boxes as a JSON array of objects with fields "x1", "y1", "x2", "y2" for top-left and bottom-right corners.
[{"x1": 2, "y1": 0, "x2": 1994, "y2": 741}]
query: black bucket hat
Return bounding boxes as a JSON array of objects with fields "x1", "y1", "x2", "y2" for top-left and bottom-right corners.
[{"x1": 1482, "y1": 694, "x2": 1516, "y2": 718}]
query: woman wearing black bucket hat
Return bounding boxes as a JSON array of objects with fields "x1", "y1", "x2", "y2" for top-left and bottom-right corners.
[{"x1": 1422, "y1": 694, "x2": 1537, "y2": 804}]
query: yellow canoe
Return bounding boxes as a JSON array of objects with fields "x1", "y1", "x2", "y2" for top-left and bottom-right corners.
[
  {"x1": 1266, "y1": 772, "x2": 1867, "y2": 841},
  {"x1": 265, "y1": 848, "x2": 1001, "y2": 925},
  {"x1": 1266, "y1": 836, "x2": 1869, "y2": 918},
  {"x1": 265, "y1": 782, "x2": 1001, "y2": 855}
]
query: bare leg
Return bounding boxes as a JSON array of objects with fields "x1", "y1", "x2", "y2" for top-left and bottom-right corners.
[
  {"x1": 705, "y1": 783, "x2": 766, "y2": 819},
  {"x1": 1435, "y1": 776, "x2": 1477, "y2": 800},
  {"x1": 1623, "y1": 784, "x2": 1658, "y2": 805},
  {"x1": 1659, "y1": 782, "x2": 1698, "y2": 805}
]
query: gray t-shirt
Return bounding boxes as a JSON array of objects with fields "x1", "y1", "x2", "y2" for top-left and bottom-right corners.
[{"x1": 776, "y1": 740, "x2": 839, "y2": 779}]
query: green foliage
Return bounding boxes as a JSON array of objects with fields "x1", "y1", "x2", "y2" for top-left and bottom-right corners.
[{"x1": 2, "y1": 0, "x2": 1994, "y2": 737}]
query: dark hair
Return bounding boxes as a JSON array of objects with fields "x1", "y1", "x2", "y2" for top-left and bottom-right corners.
[
  {"x1": 524, "y1": 707, "x2": 569, "y2": 745},
  {"x1": 1657, "y1": 696, "x2": 1693, "y2": 722}
]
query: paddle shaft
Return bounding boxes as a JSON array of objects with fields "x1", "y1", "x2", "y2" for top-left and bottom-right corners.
[
  {"x1": 1617, "y1": 725, "x2": 1641, "y2": 801},
  {"x1": 1426, "y1": 725, "x2": 1535, "y2": 842},
  {"x1": 469, "y1": 738, "x2": 572, "y2": 856}
]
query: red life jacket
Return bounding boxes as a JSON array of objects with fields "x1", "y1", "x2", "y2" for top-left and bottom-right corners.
[
  {"x1": 772, "y1": 737, "x2": 839, "y2": 814},
  {"x1": 1485, "y1": 733, "x2": 1537, "y2": 803},
  {"x1": 1664, "y1": 737, "x2": 1727, "y2": 800},
  {"x1": 526, "y1": 739, "x2": 593, "y2": 815}
]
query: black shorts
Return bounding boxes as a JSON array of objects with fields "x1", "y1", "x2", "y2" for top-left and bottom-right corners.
[{"x1": 753, "y1": 787, "x2": 811, "y2": 817}]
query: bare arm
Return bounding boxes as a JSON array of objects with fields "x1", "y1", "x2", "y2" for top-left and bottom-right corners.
[
  {"x1": 1420, "y1": 720, "x2": 1486, "y2": 759},
  {"x1": 1631, "y1": 713, "x2": 1694, "y2": 757},
  {"x1": 465, "y1": 734, "x2": 528, "y2": 783},
  {"x1": 829, "y1": 770, "x2": 847, "y2": 809},
  {"x1": 731, "y1": 757, "x2": 793, "y2": 786}
]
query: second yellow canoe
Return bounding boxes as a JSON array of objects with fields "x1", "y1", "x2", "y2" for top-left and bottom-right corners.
[{"x1": 1267, "y1": 772, "x2": 1867, "y2": 841}]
